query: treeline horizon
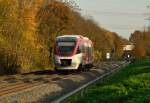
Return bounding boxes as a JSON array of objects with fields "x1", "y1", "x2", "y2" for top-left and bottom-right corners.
[{"x1": 0, "y1": 0, "x2": 130, "y2": 74}]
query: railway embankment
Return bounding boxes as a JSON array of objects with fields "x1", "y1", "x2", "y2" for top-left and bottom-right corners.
[
  {"x1": 63, "y1": 59, "x2": 150, "y2": 103},
  {"x1": 0, "y1": 61, "x2": 128, "y2": 103}
]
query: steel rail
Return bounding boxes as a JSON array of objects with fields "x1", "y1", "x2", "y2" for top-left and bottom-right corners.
[
  {"x1": 52, "y1": 62, "x2": 129, "y2": 103},
  {"x1": 0, "y1": 82, "x2": 41, "y2": 96},
  {"x1": 0, "y1": 73, "x2": 78, "y2": 97},
  {"x1": 0, "y1": 62, "x2": 127, "y2": 99}
]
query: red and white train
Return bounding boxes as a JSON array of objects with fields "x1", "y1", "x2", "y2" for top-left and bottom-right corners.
[{"x1": 54, "y1": 35, "x2": 94, "y2": 71}]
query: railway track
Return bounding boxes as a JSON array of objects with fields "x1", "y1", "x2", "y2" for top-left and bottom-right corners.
[
  {"x1": 0, "y1": 68, "x2": 88, "y2": 96},
  {"x1": 0, "y1": 61, "x2": 129, "y2": 103},
  {"x1": 52, "y1": 62, "x2": 129, "y2": 103},
  {"x1": 0, "y1": 74, "x2": 77, "y2": 97}
]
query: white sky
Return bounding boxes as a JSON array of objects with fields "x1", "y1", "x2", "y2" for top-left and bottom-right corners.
[{"x1": 76, "y1": 0, "x2": 150, "y2": 39}]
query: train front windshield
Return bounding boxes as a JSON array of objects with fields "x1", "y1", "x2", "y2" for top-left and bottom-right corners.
[{"x1": 56, "y1": 37, "x2": 76, "y2": 56}]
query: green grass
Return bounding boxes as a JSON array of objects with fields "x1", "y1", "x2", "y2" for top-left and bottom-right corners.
[{"x1": 63, "y1": 59, "x2": 150, "y2": 103}]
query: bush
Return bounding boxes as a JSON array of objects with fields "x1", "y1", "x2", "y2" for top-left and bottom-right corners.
[
  {"x1": 0, "y1": 47, "x2": 20, "y2": 75},
  {"x1": 94, "y1": 51, "x2": 103, "y2": 62}
]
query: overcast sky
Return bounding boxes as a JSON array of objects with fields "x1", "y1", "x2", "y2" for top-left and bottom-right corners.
[{"x1": 76, "y1": 0, "x2": 150, "y2": 39}]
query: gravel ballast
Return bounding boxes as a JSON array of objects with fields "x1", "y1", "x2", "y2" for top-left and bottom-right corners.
[{"x1": 0, "y1": 62, "x2": 127, "y2": 103}]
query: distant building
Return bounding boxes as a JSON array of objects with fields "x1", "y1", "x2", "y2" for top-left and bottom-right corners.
[{"x1": 123, "y1": 44, "x2": 135, "y2": 51}]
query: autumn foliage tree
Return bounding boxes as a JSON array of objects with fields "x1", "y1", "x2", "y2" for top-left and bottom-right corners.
[
  {"x1": 65, "y1": 11, "x2": 129, "y2": 60},
  {"x1": 130, "y1": 30, "x2": 150, "y2": 57},
  {"x1": 0, "y1": 0, "x2": 48, "y2": 74},
  {"x1": 0, "y1": 0, "x2": 129, "y2": 74},
  {"x1": 37, "y1": 1, "x2": 74, "y2": 63}
]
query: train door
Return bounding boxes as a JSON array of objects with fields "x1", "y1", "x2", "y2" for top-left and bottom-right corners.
[
  {"x1": 87, "y1": 43, "x2": 90, "y2": 64},
  {"x1": 80, "y1": 42, "x2": 85, "y2": 65},
  {"x1": 81, "y1": 42, "x2": 88, "y2": 65},
  {"x1": 85, "y1": 42, "x2": 89, "y2": 64}
]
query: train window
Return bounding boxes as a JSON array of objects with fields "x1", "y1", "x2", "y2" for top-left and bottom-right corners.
[
  {"x1": 57, "y1": 42, "x2": 76, "y2": 56},
  {"x1": 89, "y1": 47, "x2": 92, "y2": 54},
  {"x1": 85, "y1": 47, "x2": 88, "y2": 54},
  {"x1": 81, "y1": 43, "x2": 85, "y2": 53},
  {"x1": 57, "y1": 37, "x2": 76, "y2": 42},
  {"x1": 84, "y1": 43, "x2": 88, "y2": 53}
]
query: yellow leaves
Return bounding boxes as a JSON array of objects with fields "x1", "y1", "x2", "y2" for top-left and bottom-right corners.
[
  {"x1": 0, "y1": 34, "x2": 4, "y2": 43},
  {"x1": 22, "y1": 31, "x2": 42, "y2": 49},
  {"x1": 130, "y1": 30, "x2": 150, "y2": 57},
  {"x1": 38, "y1": 0, "x2": 74, "y2": 32},
  {"x1": 94, "y1": 51, "x2": 103, "y2": 62},
  {"x1": 105, "y1": 32, "x2": 115, "y2": 46},
  {"x1": 0, "y1": 34, "x2": 10, "y2": 48}
]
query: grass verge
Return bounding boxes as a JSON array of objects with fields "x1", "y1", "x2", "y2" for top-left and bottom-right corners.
[{"x1": 62, "y1": 59, "x2": 150, "y2": 103}]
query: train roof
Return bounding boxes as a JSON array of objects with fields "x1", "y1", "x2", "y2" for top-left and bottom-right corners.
[
  {"x1": 56, "y1": 35, "x2": 82, "y2": 38},
  {"x1": 56, "y1": 35, "x2": 90, "y2": 40}
]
